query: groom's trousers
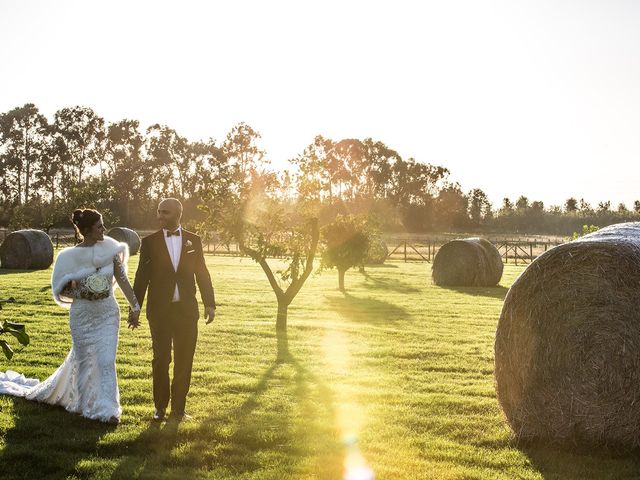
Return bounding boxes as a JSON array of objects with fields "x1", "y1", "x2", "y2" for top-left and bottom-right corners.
[{"x1": 148, "y1": 302, "x2": 198, "y2": 415}]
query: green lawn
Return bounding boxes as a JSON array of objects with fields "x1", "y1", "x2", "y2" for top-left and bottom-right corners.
[{"x1": 1, "y1": 255, "x2": 639, "y2": 479}]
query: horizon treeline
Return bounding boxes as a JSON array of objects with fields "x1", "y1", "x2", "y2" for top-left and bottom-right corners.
[{"x1": 0, "y1": 103, "x2": 638, "y2": 236}]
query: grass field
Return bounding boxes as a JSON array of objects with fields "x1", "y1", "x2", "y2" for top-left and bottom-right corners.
[{"x1": 1, "y1": 254, "x2": 640, "y2": 479}]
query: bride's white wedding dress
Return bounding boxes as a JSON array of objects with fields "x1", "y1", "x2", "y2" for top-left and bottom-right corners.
[{"x1": 0, "y1": 236, "x2": 139, "y2": 423}]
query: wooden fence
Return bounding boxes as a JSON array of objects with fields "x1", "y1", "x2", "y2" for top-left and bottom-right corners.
[
  {"x1": 385, "y1": 239, "x2": 563, "y2": 264},
  {"x1": 0, "y1": 229, "x2": 564, "y2": 264}
]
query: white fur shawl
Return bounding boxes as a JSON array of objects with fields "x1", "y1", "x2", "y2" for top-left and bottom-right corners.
[{"x1": 51, "y1": 236, "x2": 129, "y2": 309}]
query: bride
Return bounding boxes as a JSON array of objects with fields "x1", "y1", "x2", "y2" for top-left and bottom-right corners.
[{"x1": 0, "y1": 208, "x2": 141, "y2": 424}]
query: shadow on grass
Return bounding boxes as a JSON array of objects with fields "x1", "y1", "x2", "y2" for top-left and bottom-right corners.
[
  {"x1": 439, "y1": 285, "x2": 509, "y2": 300},
  {"x1": 360, "y1": 270, "x2": 421, "y2": 294},
  {"x1": 0, "y1": 269, "x2": 45, "y2": 276},
  {"x1": 108, "y1": 330, "x2": 342, "y2": 479},
  {"x1": 518, "y1": 441, "x2": 640, "y2": 479},
  {"x1": 362, "y1": 263, "x2": 398, "y2": 269},
  {"x1": 326, "y1": 292, "x2": 409, "y2": 324},
  {"x1": 0, "y1": 398, "x2": 117, "y2": 480}
]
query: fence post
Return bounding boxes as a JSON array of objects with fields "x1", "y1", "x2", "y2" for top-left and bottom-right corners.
[{"x1": 404, "y1": 241, "x2": 407, "y2": 263}]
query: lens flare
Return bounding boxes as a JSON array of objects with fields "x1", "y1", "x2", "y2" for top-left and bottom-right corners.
[{"x1": 322, "y1": 330, "x2": 375, "y2": 480}]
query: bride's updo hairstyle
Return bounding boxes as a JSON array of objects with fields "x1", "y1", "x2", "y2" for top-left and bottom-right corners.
[{"x1": 71, "y1": 208, "x2": 102, "y2": 239}]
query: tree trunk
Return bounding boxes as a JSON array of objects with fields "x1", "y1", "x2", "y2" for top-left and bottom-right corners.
[
  {"x1": 276, "y1": 299, "x2": 288, "y2": 331},
  {"x1": 338, "y1": 268, "x2": 346, "y2": 291}
]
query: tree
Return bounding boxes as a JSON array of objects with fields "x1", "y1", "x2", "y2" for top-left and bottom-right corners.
[
  {"x1": 0, "y1": 104, "x2": 50, "y2": 205},
  {"x1": 531, "y1": 200, "x2": 544, "y2": 212},
  {"x1": 515, "y1": 196, "x2": 530, "y2": 211},
  {"x1": 321, "y1": 214, "x2": 371, "y2": 291},
  {"x1": 634, "y1": 200, "x2": 640, "y2": 214},
  {"x1": 468, "y1": 188, "x2": 491, "y2": 225},
  {"x1": 236, "y1": 203, "x2": 319, "y2": 331},
  {"x1": 435, "y1": 183, "x2": 468, "y2": 230},
  {"x1": 597, "y1": 201, "x2": 611, "y2": 214},
  {"x1": 499, "y1": 198, "x2": 514, "y2": 216},
  {"x1": 564, "y1": 197, "x2": 578, "y2": 213},
  {"x1": 200, "y1": 125, "x2": 319, "y2": 332},
  {"x1": 578, "y1": 198, "x2": 593, "y2": 215},
  {"x1": 105, "y1": 119, "x2": 148, "y2": 223},
  {"x1": 222, "y1": 122, "x2": 266, "y2": 197},
  {"x1": 54, "y1": 106, "x2": 106, "y2": 184},
  {"x1": 290, "y1": 135, "x2": 334, "y2": 203}
]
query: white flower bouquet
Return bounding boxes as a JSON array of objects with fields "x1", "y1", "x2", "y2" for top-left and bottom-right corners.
[{"x1": 84, "y1": 273, "x2": 111, "y2": 295}]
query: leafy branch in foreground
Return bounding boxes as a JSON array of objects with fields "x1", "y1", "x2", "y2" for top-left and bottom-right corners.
[{"x1": 0, "y1": 297, "x2": 30, "y2": 359}]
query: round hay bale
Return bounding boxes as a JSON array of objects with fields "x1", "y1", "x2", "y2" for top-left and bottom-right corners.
[
  {"x1": 106, "y1": 227, "x2": 141, "y2": 255},
  {"x1": 495, "y1": 222, "x2": 640, "y2": 448},
  {"x1": 0, "y1": 229, "x2": 53, "y2": 270},
  {"x1": 366, "y1": 237, "x2": 388, "y2": 264},
  {"x1": 431, "y1": 237, "x2": 503, "y2": 286}
]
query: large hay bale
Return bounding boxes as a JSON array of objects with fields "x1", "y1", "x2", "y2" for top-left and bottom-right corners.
[
  {"x1": 365, "y1": 237, "x2": 388, "y2": 264},
  {"x1": 0, "y1": 229, "x2": 53, "y2": 269},
  {"x1": 106, "y1": 227, "x2": 141, "y2": 255},
  {"x1": 495, "y1": 222, "x2": 640, "y2": 448},
  {"x1": 431, "y1": 237, "x2": 503, "y2": 286}
]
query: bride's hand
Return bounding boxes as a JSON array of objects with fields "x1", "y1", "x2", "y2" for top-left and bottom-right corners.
[{"x1": 127, "y1": 309, "x2": 141, "y2": 330}]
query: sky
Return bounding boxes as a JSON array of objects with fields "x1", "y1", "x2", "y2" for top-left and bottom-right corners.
[{"x1": 1, "y1": 0, "x2": 639, "y2": 209}]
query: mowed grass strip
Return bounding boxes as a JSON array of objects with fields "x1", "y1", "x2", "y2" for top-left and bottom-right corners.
[{"x1": 1, "y1": 255, "x2": 639, "y2": 479}]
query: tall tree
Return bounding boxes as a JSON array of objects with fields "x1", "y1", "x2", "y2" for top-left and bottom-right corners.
[
  {"x1": 564, "y1": 197, "x2": 578, "y2": 213},
  {"x1": 290, "y1": 135, "x2": 335, "y2": 203},
  {"x1": 105, "y1": 119, "x2": 148, "y2": 223},
  {"x1": 0, "y1": 104, "x2": 50, "y2": 205},
  {"x1": 54, "y1": 106, "x2": 106, "y2": 184},
  {"x1": 468, "y1": 188, "x2": 491, "y2": 225}
]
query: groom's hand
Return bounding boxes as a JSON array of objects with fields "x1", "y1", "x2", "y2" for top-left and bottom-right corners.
[{"x1": 204, "y1": 307, "x2": 216, "y2": 325}]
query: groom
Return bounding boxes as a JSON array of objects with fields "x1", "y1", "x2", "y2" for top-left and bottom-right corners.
[{"x1": 130, "y1": 198, "x2": 216, "y2": 421}]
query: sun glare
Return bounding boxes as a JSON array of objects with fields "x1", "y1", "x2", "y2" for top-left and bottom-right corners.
[{"x1": 322, "y1": 329, "x2": 375, "y2": 479}]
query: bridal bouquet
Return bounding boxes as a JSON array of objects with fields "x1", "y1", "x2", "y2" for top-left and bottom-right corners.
[{"x1": 84, "y1": 273, "x2": 110, "y2": 295}]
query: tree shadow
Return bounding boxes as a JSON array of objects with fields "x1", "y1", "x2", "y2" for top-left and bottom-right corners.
[
  {"x1": 360, "y1": 270, "x2": 421, "y2": 294},
  {"x1": 439, "y1": 285, "x2": 509, "y2": 300},
  {"x1": 518, "y1": 441, "x2": 640, "y2": 479},
  {"x1": 107, "y1": 421, "x2": 180, "y2": 479},
  {"x1": 362, "y1": 263, "x2": 398, "y2": 269},
  {"x1": 325, "y1": 292, "x2": 409, "y2": 324},
  {"x1": 0, "y1": 269, "x2": 44, "y2": 276},
  {"x1": 108, "y1": 329, "x2": 342, "y2": 479},
  {"x1": 0, "y1": 398, "x2": 117, "y2": 480}
]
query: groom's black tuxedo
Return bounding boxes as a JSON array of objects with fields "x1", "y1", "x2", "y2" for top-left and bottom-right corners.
[
  {"x1": 134, "y1": 229, "x2": 215, "y2": 320},
  {"x1": 133, "y1": 228, "x2": 215, "y2": 415}
]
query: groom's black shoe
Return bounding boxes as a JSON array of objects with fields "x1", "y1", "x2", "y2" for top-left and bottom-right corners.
[{"x1": 153, "y1": 408, "x2": 166, "y2": 421}]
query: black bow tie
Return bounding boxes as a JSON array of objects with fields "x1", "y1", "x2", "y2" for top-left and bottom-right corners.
[{"x1": 166, "y1": 229, "x2": 180, "y2": 237}]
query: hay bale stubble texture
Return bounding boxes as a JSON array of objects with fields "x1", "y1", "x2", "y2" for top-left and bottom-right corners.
[
  {"x1": 106, "y1": 227, "x2": 141, "y2": 255},
  {"x1": 0, "y1": 229, "x2": 54, "y2": 269},
  {"x1": 432, "y1": 237, "x2": 503, "y2": 287},
  {"x1": 495, "y1": 222, "x2": 640, "y2": 448}
]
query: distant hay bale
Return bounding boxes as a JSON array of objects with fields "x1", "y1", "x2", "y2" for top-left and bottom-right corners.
[
  {"x1": 495, "y1": 222, "x2": 640, "y2": 448},
  {"x1": 366, "y1": 237, "x2": 388, "y2": 264},
  {"x1": 431, "y1": 238, "x2": 503, "y2": 287},
  {"x1": 106, "y1": 227, "x2": 141, "y2": 255},
  {"x1": 0, "y1": 229, "x2": 53, "y2": 270}
]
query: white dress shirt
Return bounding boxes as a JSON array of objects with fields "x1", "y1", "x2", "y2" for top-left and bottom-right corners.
[{"x1": 163, "y1": 225, "x2": 182, "y2": 302}]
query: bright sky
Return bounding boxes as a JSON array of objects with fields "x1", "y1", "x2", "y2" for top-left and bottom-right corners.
[{"x1": 1, "y1": 0, "x2": 639, "y2": 209}]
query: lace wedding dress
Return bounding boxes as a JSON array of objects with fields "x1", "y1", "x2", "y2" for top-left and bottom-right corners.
[{"x1": 0, "y1": 237, "x2": 139, "y2": 423}]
